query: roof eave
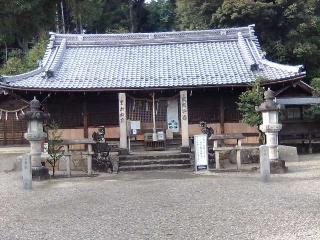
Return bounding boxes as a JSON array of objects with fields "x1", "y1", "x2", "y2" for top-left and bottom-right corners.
[{"x1": 0, "y1": 74, "x2": 306, "y2": 93}]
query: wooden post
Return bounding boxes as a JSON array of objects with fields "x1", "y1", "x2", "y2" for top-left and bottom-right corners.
[
  {"x1": 152, "y1": 92, "x2": 157, "y2": 140},
  {"x1": 214, "y1": 140, "x2": 220, "y2": 169},
  {"x1": 3, "y1": 119, "x2": 7, "y2": 145},
  {"x1": 236, "y1": 139, "x2": 242, "y2": 170},
  {"x1": 87, "y1": 144, "x2": 92, "y2": 175},
  {"x1": 83, "y1": 99, "x2": 88, "y2": 139},
  {"x1": 118, "y1": 93, "x2": 128, "y2": 155},
  {"x1": 308, "y1": 132, "x2": 312, "y2": 154},
  {"x1": 219, "y1": 93, "x2": 225, "y2": 134},
  {"x1": 180, "y1": 90, "x2": 190, "y2": 152}
]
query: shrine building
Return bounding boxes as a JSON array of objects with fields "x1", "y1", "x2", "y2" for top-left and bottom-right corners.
[{"x1": 0, "y1": 25, "x2": 313, "y2": 153}]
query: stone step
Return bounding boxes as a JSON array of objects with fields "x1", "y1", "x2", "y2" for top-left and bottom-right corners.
[
  {"x1": 130, "y1": 139, "x2": 182, "y2": 146},
  {"x1": 119, "y1": 158, "x2": 191, "y2": 166},
  {"x1": 119, "y1": 153, "x2": 190, "y2": 161},
  {"x1": 119, "y1": 163, "x2": 192, "y2": 172}
]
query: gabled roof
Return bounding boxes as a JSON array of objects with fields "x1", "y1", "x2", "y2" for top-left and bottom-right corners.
[{"x1": 0, "y1": 25, "x2": 305, "y2": 91}]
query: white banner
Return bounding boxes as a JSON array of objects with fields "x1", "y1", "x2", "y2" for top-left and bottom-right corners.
[{"x1": 167, "y1": 98, "x2": 179, "y2": 133}]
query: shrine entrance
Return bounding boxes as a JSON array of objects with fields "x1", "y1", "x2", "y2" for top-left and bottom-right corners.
[{"x1": 125, "y1": 91, "x2": 182, "y2": 152}]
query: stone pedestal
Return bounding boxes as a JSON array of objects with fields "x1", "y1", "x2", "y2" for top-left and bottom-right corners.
[{"x1": 21, "y1": 97, "x2": 50, "y2": 180}]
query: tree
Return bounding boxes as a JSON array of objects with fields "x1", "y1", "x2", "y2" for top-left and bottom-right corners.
[
  {"x1": 212, "y1": 0, "x2": 320, "y2": 79},
  {"x1": 0, "y1": 0, "x2": 56, "y2": 53},
  {"x1": 0, "y1": 36, "x2": 47, "y2": 75},
  {"x1": 144, "y1": 0, "x2": 176, "y2": 32},
  {"x1": 175, "y1": 0, "x2": 223, "y2": 30},
  {"x1": 303, "y1": 77, "x2": 320, "y2": 120},
  {"x1": 237, "y1": 78, "x2": 265, "y2": 142},
  {"x1": 0, "y1": 50, "x2": 26, "y2": 75},
  {"x1": 47, "y1": 122, "x2": 64, "y2": 177},
  {"x1": 63, "y1": 0, "x2": 105, "y2": 33}
]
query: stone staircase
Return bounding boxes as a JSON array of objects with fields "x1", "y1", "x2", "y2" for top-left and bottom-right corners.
[
  {"x1": 129, "y1": 139, "x2": 182, "y2": 152},
  {"x1": 118, "y1": 151, "x2": 192, "y2": 171}
]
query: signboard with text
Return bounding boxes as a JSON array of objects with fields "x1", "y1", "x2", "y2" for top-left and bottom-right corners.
[{"x1": 194, "y1": 134, "x2": 208, "y2": 171}]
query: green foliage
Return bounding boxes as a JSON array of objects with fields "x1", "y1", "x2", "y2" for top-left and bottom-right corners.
[
  {"x1": 304, "y1": 77, "x2": 320, "y2": 120},
  {"x1": 0, "y1": 0, "x2": 56, "y2": 51},
  {"x1": 237, "y1": 79, "x2": 264, "y2": 127},
  {"x1": 175, "y1": 0, "x2": 223, "y2": 30},
  {"x1": 0, "y1": 37, "x2": 47, "y2": 75},
  {"x1": 24, "y1": 37, "x2": 47, "y2": 70},
  {"x1": 304, "y1": 104, "x2": 320, "y2": 120},
  {"x1": 145, "y1": 0, "x2": 176, "y2": 32},
  {"x1": 212, "y1": 0, "x2": 320, "y2": 79},
  {"x1": 47, "y1": 122, "x2": 64, "y2": 177},
  {"x1": 0, "y1": 50, "x2": 26, "y2": 75},
  {"x1": 310, "y1": 77, "x2": 320, "y2": 95}
]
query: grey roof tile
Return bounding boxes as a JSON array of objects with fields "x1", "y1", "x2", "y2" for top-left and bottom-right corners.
[{"x1": 1, "y1": 25, "x2": 305, "y2": 91}]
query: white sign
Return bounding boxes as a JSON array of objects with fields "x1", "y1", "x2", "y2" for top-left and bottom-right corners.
[
  {"x1": 167, "y1": 98, "x2": 179, "y2": 132},
  {"x1": 194, "y1": 134, "x2": 208, "y2": 171},
  {"x1": 130, "y1": 120, "x2": 141, "y2": 130}
]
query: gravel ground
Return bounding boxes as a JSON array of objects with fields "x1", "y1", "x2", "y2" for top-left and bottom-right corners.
[{"x1": 1, "y1": 155, "x2": 320, "y2": 240}]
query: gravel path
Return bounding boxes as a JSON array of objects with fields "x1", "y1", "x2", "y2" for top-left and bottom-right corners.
[{"x1": 1, "y1": 156, "x2": 320, "y2": 240}]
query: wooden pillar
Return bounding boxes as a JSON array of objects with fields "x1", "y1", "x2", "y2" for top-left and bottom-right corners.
[
  {"x1": 219, "y1": 93, "x2": 225, "y2": 134},
  {"x1": 118, "y1": 93, "x2": 128, "y2": 155},
  {"x1": 180, "y1": 90, "x2": 190, "y2": 152},
  {"x1": 83, "y1": 99, "x2": 88, "y2": 138},
  {"x1": 3, "y1": 119, "x2": 7, "y2": 145},
  {"x1": 87, "y1": 144, "x2": 93, "y2": 175}
]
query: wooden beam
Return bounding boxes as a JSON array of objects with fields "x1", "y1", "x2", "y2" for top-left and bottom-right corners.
[
  {"x1": 219, "y1": 93, "x2": 225, "y2": 134},
  {"x1": 83, "y1": 98, "x2": 88, "y2": 138}
]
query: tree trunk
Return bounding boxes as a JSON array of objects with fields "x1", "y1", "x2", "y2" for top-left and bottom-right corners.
[
  {"x1": 4, "y1": 41, "x2": 8, "y2": 62},
  {"x1": 17, "y1": 38, "x2": 28, "y2": 54},
  {"x1": 129, "y1": 2, "x2": 134, "y2": 33}
]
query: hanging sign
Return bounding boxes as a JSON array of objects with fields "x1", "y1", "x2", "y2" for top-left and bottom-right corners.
[
  {"x1": 167, "y1": 98, "x2": 179, "y2": 133},
  {"x1": 194, "y1": 134, "x2": 208, "y2": 171}
]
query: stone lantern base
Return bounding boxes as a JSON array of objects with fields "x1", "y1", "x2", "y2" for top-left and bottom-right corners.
[
  {"x1": 270, "y1": 160, "x2": 288, "y2": 174},
  {"x1": 32, "y1": 166, "x2": 50, "y2": 180}
]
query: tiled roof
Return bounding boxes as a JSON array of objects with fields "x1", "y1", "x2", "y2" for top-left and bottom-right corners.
[{"x1": 1, "y1": 25, "x2": 305, "y2": 91}]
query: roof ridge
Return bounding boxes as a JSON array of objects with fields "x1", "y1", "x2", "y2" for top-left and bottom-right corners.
[
  {"x1": 237, "y1": 32, "x2": 257, "y2": 70},
  {"x1": 51, "y1": 25, "x2": 256, "y2": 46},
  {"x1": 44, "y1": 38, "x2": 67, "y2": 78}
]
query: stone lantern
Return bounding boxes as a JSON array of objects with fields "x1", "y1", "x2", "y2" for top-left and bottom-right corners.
[
  {"x1": 21, "y1": 97, "x2": 50, "y2": 180},
  {"x1": 256, "y1": 88, "x2": 287, "y2": 173}
]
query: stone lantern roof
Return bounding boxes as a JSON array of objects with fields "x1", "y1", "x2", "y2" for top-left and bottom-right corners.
[
  {"x1": 256, "y1": 88, "x2": 281, "y2": 112},
  {"x1": 21, "y1": 97, "x2": 50, "y2": 121}
]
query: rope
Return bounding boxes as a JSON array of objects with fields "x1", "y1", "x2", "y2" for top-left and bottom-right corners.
[
  {"x1": 126, "y1": 93, "x2": 179, "y2": 102},
  {"x1": 0, "y1": 105, "x2": 28, "y2": 120}
]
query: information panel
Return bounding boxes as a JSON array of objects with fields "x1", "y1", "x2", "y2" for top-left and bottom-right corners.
[{"x1": 194, "y1": 134, "x2": 208, "y2": 171}]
